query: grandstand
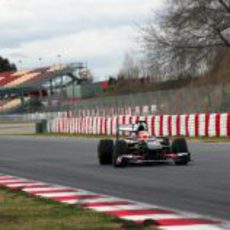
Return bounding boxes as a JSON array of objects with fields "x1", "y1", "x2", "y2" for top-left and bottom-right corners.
[{"x1": 0, "y1": 63, "x2": 98, "y2": 114}]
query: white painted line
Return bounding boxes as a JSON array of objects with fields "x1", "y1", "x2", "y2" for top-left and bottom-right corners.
[
  {"x1": 23, "y1": 186, "x2": 69, "y2": 192},
  {"x1": 37, "y1": 191, "x2": 93, "y2": 198},
  {"x1": 90, "y1": 204, "x2": 150, "y2": 212},
  {"x1": 122, "y1": 214, "x2": 184, "y2": 221},
  {"x1": 60, "y1": 197, "x2": 123, "y2": 205},
  {"x1": 0, "y1": 176, "x2": 14, "y2": 179},
  {"x1": 162, "y1": 225, "x2": 224, "y2": 230},
  {"x1": 7, "y1": 183, "x2": 46, "y2": 188},
  {"x1": 90, "y1": 206, "x2": 126, "y2": 212},
  {"x1": 0, "y1": 179, "x2": 29, "y2": 184}
]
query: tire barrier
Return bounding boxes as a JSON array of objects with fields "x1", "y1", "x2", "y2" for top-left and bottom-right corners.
[{"x1": 47, "y1": 113, "x2": 230, "y2": 137}]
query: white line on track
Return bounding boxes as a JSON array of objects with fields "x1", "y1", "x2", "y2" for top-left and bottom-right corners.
[
  {"x1": 162, "y1": 225, "x2": 227, "y2": 230},
  {"x1": 23, "y1": 186, "x2": 70, "y2": 192},
  {"x1": 0, "y1": 179, "x2": 29, "y2": 183},
  {"x1": 90, "y1": 204, "x2": 158, "y2": 212},
  {"x1": 36, "y1": 191, "x2": 94, "y2": 197},
  {"x1": 60, "y1": 197, "x2": 125, "y2": 205},
  {"x1": 7, "y1": 183, "x2": 47, "y2": 188},
  {"x1": 122, "y1": 214, "x2": 185, "y2": 221}
]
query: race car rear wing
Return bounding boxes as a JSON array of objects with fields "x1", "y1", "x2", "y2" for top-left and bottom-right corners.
[{"x1": 116, "y1": 124, "x2": 137, "y2": 140}]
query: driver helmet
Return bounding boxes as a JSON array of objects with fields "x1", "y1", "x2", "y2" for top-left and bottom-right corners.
[{"x1": 137, "y1": 120, "x2": 147, "y2": 132}]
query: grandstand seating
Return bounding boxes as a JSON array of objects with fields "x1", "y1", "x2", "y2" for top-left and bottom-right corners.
[
  {"x1": 0, "y1": 100, "x2": 7, "y2": 107},
  {"x1": 0, "y1": 71, "x2": 17, "y2": 86},
  {"x1": 0, "y1": 65, "x2": 70, "y2": 113},
  {"x1": 0, "y1": 98, "x2": 29, "y2": 113},
  {"x1": 0, "y1": 65, "x2": 68, "y2": 88},
  {"x1": 24, "y1": 68, "x2": 54, "y2": 86},
  {"x1": 47, "y1": 64, "x2": 67, "y2": 72},
  {"x1": 11, "y1": 70, "x2": 31, "y2": 76},
  {"x1": 0, "y1": 64, "x2": 97, "y2": 114},
  {"x1": 6, "y1": 72, "x2": 40, "y2": 87}
]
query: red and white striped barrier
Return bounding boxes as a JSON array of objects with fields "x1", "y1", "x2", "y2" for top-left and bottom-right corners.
[
  {"x1": 0, "y1": 174, "x2": 228, "y2": 229},
  {"x1": 48, "y1": 113, "x2": 230, "y2": 137}
]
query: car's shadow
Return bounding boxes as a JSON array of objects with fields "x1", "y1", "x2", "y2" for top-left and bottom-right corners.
[{"x1": 117, "y1": 161, "x2": 195, "y2": 168}]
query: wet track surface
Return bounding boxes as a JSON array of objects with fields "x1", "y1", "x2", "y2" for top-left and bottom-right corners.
[{"x1": 0, "y1": 136, "x2": 229, "y2": 220}]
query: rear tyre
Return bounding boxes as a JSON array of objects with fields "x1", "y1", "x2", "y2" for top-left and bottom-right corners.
[
  {"x1": 171, "y1": 138, "x2": 190, "y2": 165},
  {"x1": 98, "y1": 140, "x2": 113, "y2": 165},
  {"x1": 113, "y1": 140, "x2": 128, "y2": 167}
]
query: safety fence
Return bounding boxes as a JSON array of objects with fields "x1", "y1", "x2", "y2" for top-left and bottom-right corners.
[
  {"x1": 47, "y1": 113, "x2": 230, "y2": 137},
  {"x1": 57, "y1": 83, "x2": 230, "y2": 116}
]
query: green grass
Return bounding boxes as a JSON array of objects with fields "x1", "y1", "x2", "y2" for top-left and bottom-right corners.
[{"x1": 0, "y1": 188, "x2": 155, "y2": 230}]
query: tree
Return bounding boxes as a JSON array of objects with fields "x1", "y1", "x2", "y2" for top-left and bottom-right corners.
[
  {"x1": 0, "y1": 56, "x2": 17, "y2": 73},
  {"x1": 141, "y1": 0, "x2": 230, "y2": 79},
  {"x1": 118, "y1": 53, "x2": 140, "y2": 80},
  {"x1": 108, "y1": 76, "x2": 116, "y2": 85}
]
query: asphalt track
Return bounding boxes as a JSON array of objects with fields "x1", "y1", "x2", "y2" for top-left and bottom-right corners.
[{"x1": 0, "y1": 136, "x2": 229, "y2": 221}]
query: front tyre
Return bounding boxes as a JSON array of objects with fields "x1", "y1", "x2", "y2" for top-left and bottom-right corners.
[
  {"x1": 98, "y1": 140, "x2": 113, "y2": 165},
  {"x1": 171, "y1": 138, "x2": 190, "y2": 165}
]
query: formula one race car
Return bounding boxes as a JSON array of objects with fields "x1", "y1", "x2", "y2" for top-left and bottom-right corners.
[{"x1": 97, "y1": 121, "x2": 191, "y2": 167}]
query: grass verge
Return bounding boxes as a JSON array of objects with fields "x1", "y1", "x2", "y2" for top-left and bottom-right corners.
[{"x1": 0, "y1": 188, "x2": 155, "y2": 230}]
